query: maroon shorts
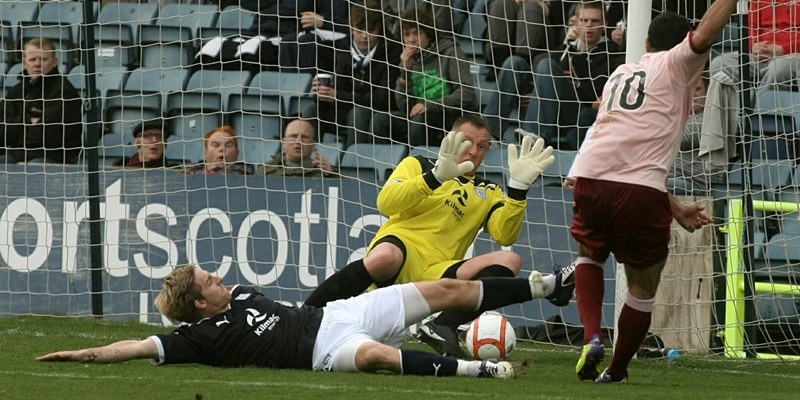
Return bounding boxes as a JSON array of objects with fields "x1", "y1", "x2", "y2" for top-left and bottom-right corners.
[{"x1": 570, "y1": 178, "x2": 672, "y2": 269}]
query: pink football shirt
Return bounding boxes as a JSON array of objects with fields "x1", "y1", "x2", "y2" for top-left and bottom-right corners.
[{"x1": 571, "y1": 33, "x2": 709, "y2": 191}]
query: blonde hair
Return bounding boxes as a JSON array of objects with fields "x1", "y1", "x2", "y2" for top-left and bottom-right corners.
[{"x1": 154, "y1": 265, "x2": 203, "y2": 323}]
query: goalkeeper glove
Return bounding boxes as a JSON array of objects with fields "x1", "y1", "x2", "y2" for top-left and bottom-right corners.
[
  {"x1": 432, "y1": 131, "x2": 474, "y2": 182},
  {"x1": 507, "y1": 135, "x2": 555, "y2": 190}
]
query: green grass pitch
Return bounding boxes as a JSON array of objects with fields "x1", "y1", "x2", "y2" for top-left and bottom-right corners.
[{"x1": 0, "y1": 316, "x2": 796, "y2": 400}]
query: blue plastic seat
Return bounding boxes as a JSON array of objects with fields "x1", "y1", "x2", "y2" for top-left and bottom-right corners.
[
  {"x1": 248, "y1": 71, "x2": 313, "y2": 117},
  {"x1": 227, "y1": 94, "x2": 283, "y2": 141},
  {"x1": 186, "y1": 69, "x2": 252, "y2": 110},
  {"x1": 165, "y1": 91, "x2": 224, "y2": 140},
  {"x1": 340, "y1": 143, "x2": 408, "y2": 182}
]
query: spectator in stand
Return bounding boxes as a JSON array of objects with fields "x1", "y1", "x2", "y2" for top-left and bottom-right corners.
[
  {"x1": 183, "y1": 126, "x2": 251, "y2": 175},
  {"x1": 302, "y1": 0, "x2": 403, "y2": 147},
  {"x1": 0, "y1": 38, "x2": 82, "y2": 164},
  {"x1": 485, "y1": 1, "x2": 622, "y2": 149},
  {"x1": 711, "y1": 0, "x2": 800, "y2": 94},
  {"x1": 114, "y1": 119, "x2": 183, "y2": 169},
  {"x1": 278, "y1": 0, "x2": 350, "y2": 74},
  {"x1": 256, "y1": 119, "x2": 336, "y2": 177},
  {"x1": 483, "y1": 0, "x2": 570, "y2": 82},
  {"x1": 372, "y1": 8, "x2": 477, "y2": 147}
]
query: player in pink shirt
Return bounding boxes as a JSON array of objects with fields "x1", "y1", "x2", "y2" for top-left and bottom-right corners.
[{"x1": 569, "y1": 1, "x2": 738, "y2": 383}]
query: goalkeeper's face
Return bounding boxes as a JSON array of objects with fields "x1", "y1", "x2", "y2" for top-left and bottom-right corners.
[{"x1": 457, "y1": 123, "x2": 491, "y2": 176}]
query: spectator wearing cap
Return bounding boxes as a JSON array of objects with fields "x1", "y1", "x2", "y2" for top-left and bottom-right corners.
[
  {"x1": 113, "y1": 119, "x2": 182, "y2": 169},
  {"x1": 183, "y1": 126, "x2": 251, "y2": 175},
  {"x1": 256, "y1": 119, "x2": 335, "y2": 177}
]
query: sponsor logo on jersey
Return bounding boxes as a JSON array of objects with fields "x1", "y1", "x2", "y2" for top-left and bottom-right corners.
[
  {"x1": 215, "y1": 316, "x2": 230, "y2": 327},
  {"x1": 245, "y1": 308, "x2": 280, "y2": 336},
  {"x1": 444, "y1": 189, "x2": 467, "y2": 220}
]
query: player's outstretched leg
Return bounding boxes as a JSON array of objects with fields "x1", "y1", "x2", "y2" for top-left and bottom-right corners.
[
  {"x1": 399, "y1": 350, "x2": 515, "y2": 379},
  {"x1": 419, "y1": 265, "x2": 516, "y2": 359},
  {"x1": 545, "y1": 262, "x2": 577, "y2": 306}
]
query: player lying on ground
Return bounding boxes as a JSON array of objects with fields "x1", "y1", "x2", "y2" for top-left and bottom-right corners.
[{"x1": 37, "y1": 264, "x2": 571, "y2": 378}]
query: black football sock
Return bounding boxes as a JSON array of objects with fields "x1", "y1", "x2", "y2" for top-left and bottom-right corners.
[
  {"x1": 304, "y1": 259, "x2": 373, "y2": 307},
  {"x1": 433, "y1": 265, "x2": 515, "y2": 329},
  {"x1": 400, "y1": 349, "x2": 458, "y2": 377},
  {"x1": 475, "y1": 277, "x2": 533, "y2": 312}
]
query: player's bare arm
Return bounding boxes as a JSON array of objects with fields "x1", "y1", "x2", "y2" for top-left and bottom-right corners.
[
  {"x1": 692, "y1": 0, "x2": 739, "y2": 51},
  {"x1": 36, "y1": 338, "x2": 158, "y2": 364}
]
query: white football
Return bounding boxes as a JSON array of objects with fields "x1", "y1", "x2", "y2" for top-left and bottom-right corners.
[{"x1": 465, "y1": 312, "x2": 516, "y2": 361}]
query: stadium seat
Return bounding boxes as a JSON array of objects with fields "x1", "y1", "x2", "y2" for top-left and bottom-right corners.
[
  {"x1": 409, "y1": 146, "x2": 440, "y2": 159},
  {"x1": 0, "y1": 1, "x2": 40, "y2": 42},
  {"x1": 103, "y1": 90, "x2": 162, "y2": 144},
  {"x1": 456, "y1": 7, "x2": 488, "y2": 58},
  {"x1": 68, "y1": 65, "x2": 128, "y2": 99},
  {"x1": 539, "y1": 150, "x2": 577, "y2": 187},
  {"x1": 756, "y1": 90, "x2": 800, "y2": 127},
  {"x1": 238, "y1": 136, "x2": 282, "y2": 164},
  {"x1": 139, "y1": 27, "x2": 194, "y2": 69},
  {"x1": 165, "y1": 136, "x2": 205, "y2": 164},
  {"x1": 0, "y1": 23, "x2": 14, "y2": 66},
  {"x1": 728, "y1": 160, "x2": 794, "y2": 190},
  {"x1": 98, "y1": 132, "x2": 136, "y2": 166},
  {"x1": 227, "y1": 94, "x2": 283, "y2": 141},
  {"x1": 316, "y1": 142, "x2": 344, "y2": 168},
  {"x1": 37, "y1": 1, "x2": 97, "y2": 49},
  {"x1": 124, "y1": 67, "x2": 190, "y2": 108},
  {"x1": 477, "y1": 148, "x2": 506, "y2": 184},
  {"x1": 2, "y1": 63, "x2": 23, "y2": 93},
  {"x1": 186, "y1": 69, "x2": 252, "y2": 110},
  {"x1": 154, "y1": 3, "x2": 219, "y2": 41},
  {"x1": 711, "y1": 22, "x2": 740, "y2": 57},
  {"x1": 340, "y1": 143, "x2": 408, "y2": 182},
  {"x1": 97, "y1": 2, "x2": 159, "y2": 45},
  {"x1": 248, "y1": 71, "x2": 314, "y2": 117},
  {"x1": 199, "y1": 6, "x2": 256, "y2": 39},
  {"x1": 165, "y1": 91, "x2": 224, "y2": 140}
]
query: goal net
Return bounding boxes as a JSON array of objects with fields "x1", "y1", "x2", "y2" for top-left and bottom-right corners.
[{"x1": 1, "y1": 0, "x2": 799, "y2": 358}]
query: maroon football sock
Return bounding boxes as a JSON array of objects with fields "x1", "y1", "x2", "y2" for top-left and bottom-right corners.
[
  {"x1": 608, "y1": 298, "x2": 653, "y2": 376},
  {"x1": 575, "y1": 263, "x2": 605, "y2": 344}
]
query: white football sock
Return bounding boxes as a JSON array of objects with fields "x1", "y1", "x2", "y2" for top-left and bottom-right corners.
[
  {"x1": 456, "y1": 360, "x2": 483, "y2": 377},
  {"x1": 541, "y1": 274, "x2": 556, "y2": 297}
]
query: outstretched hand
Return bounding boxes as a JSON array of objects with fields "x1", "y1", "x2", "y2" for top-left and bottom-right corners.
[
  {"x1": 507, "y1": 135, "x2": 554, "y2": 190},
  {"x1": 672, "y1": 202, "x2": 714, "y2": 233},
  {"x1": 36, "y1": 350, "x2": 83, "y2": 362},
  {"x1": 432, "y1": 131, "x2": 474, "y2": 182}
]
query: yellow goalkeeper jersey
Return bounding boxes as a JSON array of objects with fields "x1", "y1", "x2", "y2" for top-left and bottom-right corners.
[{"x1": 370, "y1": 155, "x2": 528, "y2": 271}]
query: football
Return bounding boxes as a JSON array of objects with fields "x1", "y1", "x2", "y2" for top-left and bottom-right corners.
[{"x1": 465, "y1": 312, "x2": 516, "y2": 361}]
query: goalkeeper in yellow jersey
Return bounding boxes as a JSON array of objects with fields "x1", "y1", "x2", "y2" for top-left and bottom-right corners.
[{"x1": 305, "y1": 114, "x2": 575, "y2": 357}]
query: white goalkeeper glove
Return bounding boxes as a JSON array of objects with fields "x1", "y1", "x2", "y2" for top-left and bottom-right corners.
[
  {"x1": 507, "y1": 135, "x2": 555, "y2": 190},
  {"x1": 432, "y1": 131, "x2": 474, "y2": 182}
]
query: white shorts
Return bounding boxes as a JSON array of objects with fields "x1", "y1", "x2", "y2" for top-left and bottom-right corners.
[{"x1": 311, "y1": 283, "x2": 430, "y2": 372}]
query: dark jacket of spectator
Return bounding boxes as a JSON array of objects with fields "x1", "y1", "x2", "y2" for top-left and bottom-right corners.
[
  {"x1": 0, "y1": 69, "x2": 82, "y2": 163},
  {"x1": 333, "y1": 34, "x2": 403, "y2": 112},
  {"x1": 555, "y1": 37, "x2": 623, "y2": 104}
]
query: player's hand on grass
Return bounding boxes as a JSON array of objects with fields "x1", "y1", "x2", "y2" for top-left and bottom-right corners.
[
  {"x1": 432, "y1": 131, "x2": 474, "y2": 182},
  {"x1": 36, "y1": 350, "x2": 82, "y2": 362},
  {"x1": 507, "y1": 135, "x2": 554, "y2": 190}
]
